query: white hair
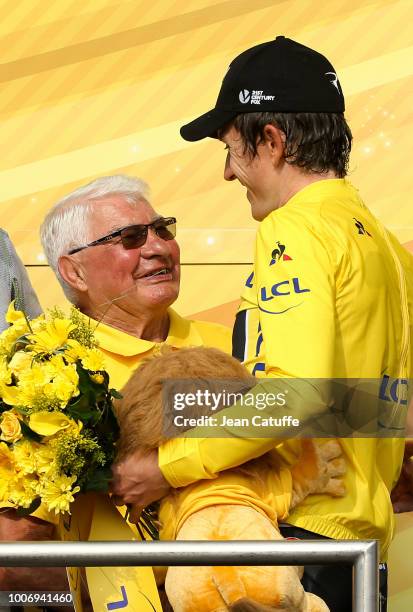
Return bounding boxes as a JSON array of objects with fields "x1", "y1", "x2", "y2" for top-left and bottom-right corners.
[{"x1": 40, "y1": 174, "x2": 149, "y2": 301}]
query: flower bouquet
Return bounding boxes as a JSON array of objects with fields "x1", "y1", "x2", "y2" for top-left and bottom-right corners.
[
  {"x1": 0, "y1": 303, "x2": 162, "y2": 611},
  {"x1": 0, "y1": 303, "x2": 120, "y2": 516}
]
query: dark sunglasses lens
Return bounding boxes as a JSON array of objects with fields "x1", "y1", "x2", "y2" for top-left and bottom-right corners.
[
  {"x1": 156, "y1": 222, "x2": 176, "y2": 240},
  {"x1": 119, "y1": 220, "x2": 176, "y2": 249},
  {"x1": 120, "y1": 226, "x2": 147, "y2": 249}
]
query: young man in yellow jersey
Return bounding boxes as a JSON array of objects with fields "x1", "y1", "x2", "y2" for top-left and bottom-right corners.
[{"x1": 112, "y1": 37, "x2": 413, "y2": 611}]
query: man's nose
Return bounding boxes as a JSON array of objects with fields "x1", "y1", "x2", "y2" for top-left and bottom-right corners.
[
  {"x1": 141, "y1": 227, "x2": 170, "y2": 256},
  {"x1": 224, "y1": 152, "x2": 236, "y2": 181}
]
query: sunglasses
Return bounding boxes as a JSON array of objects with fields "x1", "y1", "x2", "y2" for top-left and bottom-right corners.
[{"x1": 68, "y1": 217, "x2": 177, "y2": 255}]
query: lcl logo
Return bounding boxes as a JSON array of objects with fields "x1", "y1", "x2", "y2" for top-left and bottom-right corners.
[
  {"x1": 259, "y1": 277, "x2": 310, "y2": 301},
  {"x1": 379, "y1": 375, "x2": 408, "y2": 405}
]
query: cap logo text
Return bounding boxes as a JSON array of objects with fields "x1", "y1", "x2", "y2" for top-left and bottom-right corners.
[{"x1": 239, "y1": 89, "x2": 275, "y2": 105}]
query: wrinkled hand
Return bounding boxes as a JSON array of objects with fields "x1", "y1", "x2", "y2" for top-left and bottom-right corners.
[
  {"x1": 110, "y1": 449, "x2": 171, "y2": 513},
  {"x1": 391, "y1": 441, "x2": 413, "y2": 513}
]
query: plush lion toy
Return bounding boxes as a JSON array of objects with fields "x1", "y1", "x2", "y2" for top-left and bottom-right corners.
[{"x1": 115, "y1": 347, "x2": 346, "y2": 612}]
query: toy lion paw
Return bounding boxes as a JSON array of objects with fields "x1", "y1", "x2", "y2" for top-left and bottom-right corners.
[
  {"x1": 165, "y1": 506, "x2": 329, "y2": 611},
  {"x1": 290, "y1": 440, "x2": 346, "y2": 509}
]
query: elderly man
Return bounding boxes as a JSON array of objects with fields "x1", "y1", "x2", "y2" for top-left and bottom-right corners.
[
  {"x1": 111, "y1": 37, "x2": 413, "y2": 612},
  {"x1": 0, "y1": 174, "x2": 230, "y2": 598}
]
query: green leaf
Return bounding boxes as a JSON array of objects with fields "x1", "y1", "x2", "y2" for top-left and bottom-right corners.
[
  {"x1": 83, "y1": 467, "x2": 112, "y2": 492},
  {"x1": 13, "y1": 335, "x2": 31, "y2": 347},
  {"x1": 76, "y1": 364, "x2": 95, "y2": 393},
  {"x1": 14, "y1": 406, "x2": 29, "y2": 416},
  {"x1": 68, "y1": 393, "x2": 89, "y2": 408},
  {"x1": 67, "y1": 393, "x2": 97, "y2": 422},
  {"x1": 16, "y1": 497, "x2": 41, "y2": 516},
  {"x1": 68, "y1": 405, "x2": 94, "y2": 422},
  {"x1": 110, "y1": 388, "x2": 123, "y2": 399}
]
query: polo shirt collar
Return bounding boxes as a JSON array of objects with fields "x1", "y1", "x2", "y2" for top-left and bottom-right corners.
[{"x1": 90, "y1": 308, "x2": 203, "y2": 357}]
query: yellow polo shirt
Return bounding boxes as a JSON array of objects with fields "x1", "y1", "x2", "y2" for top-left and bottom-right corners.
[{"x1": 28, "y1": 308, "x2": 231, "y2": 524}]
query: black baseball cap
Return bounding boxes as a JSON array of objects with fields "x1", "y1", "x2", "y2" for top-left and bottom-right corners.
[{"x1": 180, "y1": 36, "x2": 345, "y2": 142}]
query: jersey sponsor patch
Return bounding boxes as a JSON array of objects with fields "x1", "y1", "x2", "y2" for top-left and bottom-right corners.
[
  {"x1": 258, "y1": 277, "x2": 310, "y2": 315},
  {"x1": 260, "y1": 277, "x2": 310, "y2": 301}
]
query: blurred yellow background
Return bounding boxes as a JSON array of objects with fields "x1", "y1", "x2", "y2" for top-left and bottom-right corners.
[{"x1": 0, "y1": 1, "x2": 412, "y2": 608}]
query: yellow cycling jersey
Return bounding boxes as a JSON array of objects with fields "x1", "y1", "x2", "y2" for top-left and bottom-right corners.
[{"x1": 160, "y1": 179, "x2": 413, "y2": 558}]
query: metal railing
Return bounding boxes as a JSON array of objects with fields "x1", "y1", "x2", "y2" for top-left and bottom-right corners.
[{"x1": 0, "y1": 539, "x2": 379, "y2": 612}]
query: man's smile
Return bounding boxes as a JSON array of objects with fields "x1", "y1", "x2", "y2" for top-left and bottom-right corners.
[{"x1": 137, "y1": 266, "x2": 174, "y2": 281}]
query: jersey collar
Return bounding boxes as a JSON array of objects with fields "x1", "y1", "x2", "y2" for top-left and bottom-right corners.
[{"x1": 89, "y1": 308, "x2": 203, "y2": 357}]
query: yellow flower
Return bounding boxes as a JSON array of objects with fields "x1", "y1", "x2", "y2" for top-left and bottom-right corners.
[
  {"x1": 13, "y1": 439, "x2": 38, "y2": 475},
  {"x1": 29, "y1": 411, "x2": 75, "y2": 437},
  {"x1": 27, "y1": 318, "x2": 76, "y2": 353},
  {"x1": 8, "y1": 474, "x2": 38, "y2": 508},
  {"x1": 47, "y1": 354, "x2": 66, "y2": 373},
  {"x1": 39, "y1": 474, "x2": 80, "y2": 514},
  {"x1": 18, "y1": 361, "x2": 53, "y2": 387},
  {"x1": 56, "y1": 364, "x2": 79, "y2": 393},
  {"x1": 90, "y1": 373, "x2": 104, "y2": 385},
  {"x1": 8, "y1": 351, "x2": 35, "y2": 375},
  {"x1": 64, "y1": 339, "x2": 86, "y2": 363},
  {"x1": 0, "y1": 442, "x2": 16, "y2": 501},
  {"x1": 0, "y1": 320, "x2": 29, "y2": 356},
  {"x1": 0, "y1": 303, "x2": 40, "y2": 357},
  {"x1": 5, "y1": 301, "x2": 26, "y2": 325},
  {"x1": 0, "y1": 410, "x2": 22, "y2": 443},
  {"x1": 0, "y1": 360, "x2": 19, "y2": 406},
  {"x1": 0, "y1": 383, "x2": 20, "y2": 407},
  {"x1": 0, "y1": 359, "x2": 11, "y2": 385},
  {"x1": 43, "y1": 363, "x2": 79, "y2": 407},
  {"x1": 0, "y1": 477, "x2": 13, "y2": 503},
  {"x1": 35, "y1": 443, "x2": 58, "y2": 476},
  {"x1": 15, "y1": 362, "x2": 52, "y2": 408},
  {"x1": 43, "y1": 380, "x2": 69, "y2": 405},
  {"x1": 0, "y1": 440, "x2": 15, "y2": 470},
  {"x1": 0, "y1": 442, "x2": 14, "y2": 469},
  {"x1": 80, "y1": 348, "x2": 105, "y2": 372}
]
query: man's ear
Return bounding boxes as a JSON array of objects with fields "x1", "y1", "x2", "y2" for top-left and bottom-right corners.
[
  {"x1": 262, "y1": 124, "x2": 285, "y2": 165},
  {"x1": 58, "y1": 255, "x2": 88, "y2": 293}
]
